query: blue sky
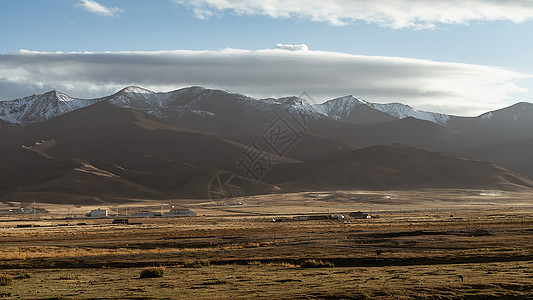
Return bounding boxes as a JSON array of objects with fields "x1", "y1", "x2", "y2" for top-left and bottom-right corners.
[{"x1": 2, "y1": 0, "x2": 533, "y2": 115}]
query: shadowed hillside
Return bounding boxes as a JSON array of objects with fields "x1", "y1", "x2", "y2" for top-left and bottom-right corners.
[{"x1": 285, "y1": 144, "x2": 533, "y2": 192}]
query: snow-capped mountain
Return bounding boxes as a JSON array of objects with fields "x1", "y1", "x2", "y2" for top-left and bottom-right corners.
[
  {"x1": 273, "y1": 96, "x2": 316, "y2": 111},
  {"x1": 3, "y1": 86, "x2": 533, "y2": 184},
  {"x1": 113, "y1": 86, "x2": 321, "y2": 127},
  {"x1": 369, "y1": 102, "x2": 451, "y2": 125},
  {"x1": 109, "y1": 86, "x2": 168, "y2": 109},
  {"x1": 472, "y1": 102, "x2": 533, "y2": 124},
  {"x1": 312, "y1": 95, "x2": 367, "y2": 119},
  {"x1": 0, "y1": 86, "x2": 531, "y2": 132},
  {"x1": 444, "y1": 101, "x2": 533, "y2": 146},
  {"x1": 309, "y1": 95, "x2": 451, "y2": 125},
  {"x1": 0, "y1": 86, "x2": 322, "y2": 126},
  {"x1": 0, "y1": 90, "x2": 98, "y2": 125}
]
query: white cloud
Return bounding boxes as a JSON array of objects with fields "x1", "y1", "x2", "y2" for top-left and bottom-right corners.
[
  {"x1": 275, "y1": 43, "x2": 309, "y2": 52},
  {"x1": 0, "y1": 47, "x2": 529, "y2": 116},
  {"x1": 177, "y1": 0, "x2": 533, "y2": 28},
  {"x1": 78, "y1": 0, "x2": 122, "y2": 17}
]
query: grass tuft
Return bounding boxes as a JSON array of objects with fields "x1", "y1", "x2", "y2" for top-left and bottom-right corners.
[
  {"x1": 0, "y1": 274, "x2": 13, "y2": 286},
  {"x1": 248, "y1": 261, "x2": 299, "y2": 267},
  {"x1": 139, "y1": 266, "x2": 166, "y2": 278},
  {"x1": 300, "y1": 259, "x2": 335, "y2": 268},
  {"x1": 183, "y1": 260, "x2": 210, "y2": 268},
  {"x1": 15, "y1": 271, "x2": 31, "y2": 279}
]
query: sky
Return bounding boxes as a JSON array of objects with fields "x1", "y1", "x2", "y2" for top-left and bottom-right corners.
[{"x1": 2, "y1": 1, "x2": 533, "y2": 116}]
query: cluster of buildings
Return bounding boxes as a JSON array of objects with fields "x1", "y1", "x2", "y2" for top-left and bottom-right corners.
[
  {"x1": 86, "y1": 207, "x2": 196, "y2": 218},
  {"x1": 287, "y1": 211, "x2": 373, "y2": 222},
  {"x1": 85, "y1": 207, "x2": 372, "y2": 222}
]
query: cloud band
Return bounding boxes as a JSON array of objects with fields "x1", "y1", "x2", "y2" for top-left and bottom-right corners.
[{"x1": 0, "y1": 46, "x2": 528, "y2": 115}]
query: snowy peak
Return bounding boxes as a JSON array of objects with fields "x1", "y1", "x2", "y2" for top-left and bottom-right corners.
[
  {"x1": 0, "y1": 90, "x2": 98, "y2": 125},
  {"x1": 277, "y1": 96, "x2": 310, "y2": 106},
  {"x1": 275, "y1": 96, "x2": 316, "y2": 113},
  {"x1": 369, "y1": 102, "x2": 451, "y2": 125},
  {"x1": 475, "y1": 102, "x2": 533, "y2": 123},
  {"x1": 322, "y1": 95, "x2": 368, "y2": 108},
  {"x1": 313, "y1": 95, "x2": 367, "y2": 118},
  {"x1": 46, "y1": 90, "x2": 73, "y2": 102},
  {"x1": 479, "y1": 112, "x2": 493, "y2": 121},
  {"x1": 108, "y1": 86, "x2": 167, "y2": 110},
  {"x1": 118, "y1": 86, "x2": 154, "y2": 94},
  {"x1": 308, "y1": 95, "x2": 451, "y2": 125}
]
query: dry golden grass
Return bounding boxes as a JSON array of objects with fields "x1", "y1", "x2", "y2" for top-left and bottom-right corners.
[
  {"x1": 0, "y1": 189, "x2": 532, "y2": 298},
  {"x1": 0, "y1": 241, "x2": 284, "y2": 260},
  {"x1": 0, "y1": 262, "x2": 531, "y2": 299}
]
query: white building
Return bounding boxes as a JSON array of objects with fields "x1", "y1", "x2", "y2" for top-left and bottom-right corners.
[
  {"x1": 88, "y1": 208, "x2": 108, "y2": 218},
  {"x1": 166, "y1": 208, "x2": 196, "y2": 217}
]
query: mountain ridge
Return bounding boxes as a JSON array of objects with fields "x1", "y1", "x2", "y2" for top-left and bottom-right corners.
[
  {"x1": 2, "y1": 94, "x2": 533, "y2": 203},
  {"x1": 3, "y1": 86, "x2": 533, "y2": 183},
  {"x1": 2, "y1": 86, "x2": 529, "y2": 127}
]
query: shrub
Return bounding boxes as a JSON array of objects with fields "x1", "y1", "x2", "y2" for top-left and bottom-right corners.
[
  {"x1": 248, "y1": 261, "x2": 298, "y2": 267},
  {"x1": 300, "y1": 259, "x2": 335, "y2": 268},
  {"x1": 0, "y1": 274, "x2": 13, "y2": 286},
  {"x1": 244, "y1": 241, "x2": 278, "y2": 248},
  {"x1": 15, "y1": 271, "x2": 31, "y2": 279},
  {"x1": 140, "y1": 266, "x2": 166, "y2": 278},
  {"x1": 201, "y1": 279, "x2": 227, "y2": 285},
  {"x1": 183, "y1": 260, "x2": 210, "y2": 268}
]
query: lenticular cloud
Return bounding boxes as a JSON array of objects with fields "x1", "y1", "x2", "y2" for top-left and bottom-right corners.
[{"x1": 0, "y1": 46, "x2": 528, "y2": 115}]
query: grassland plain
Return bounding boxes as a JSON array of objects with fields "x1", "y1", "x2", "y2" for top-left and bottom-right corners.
[{"x1": 0, "y1": 189, "x2": 532, "y2": 299}]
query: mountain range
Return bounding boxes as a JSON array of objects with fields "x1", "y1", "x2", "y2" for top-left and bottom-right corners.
[
  {"x1": 1, "y1": 86, "x2": 533, "y2": 204},
  {"x1": 0, "y1": 86, "x2": 451, "y2": 126}
]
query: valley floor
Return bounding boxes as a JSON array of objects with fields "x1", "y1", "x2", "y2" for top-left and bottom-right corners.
[{"x1": 0, "y1": 189, "x2": 532, "y2": 299}]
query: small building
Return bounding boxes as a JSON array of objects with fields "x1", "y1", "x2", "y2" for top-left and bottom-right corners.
[
  {"x1": 330, "y1": 214, "x2": 345, "y2": 220},
  {"x1": 88, "y1": 208, "x2": 108, "y2": 218},
  {"x1": 293, "y1": 215, "x2": 330, "y2": 221},
  {"x1": 166, "y1": 208, "x2": 196, "y2": 217},
  {"x1": 349, "y1": 211, "x2": 371, "y2": 219}
]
